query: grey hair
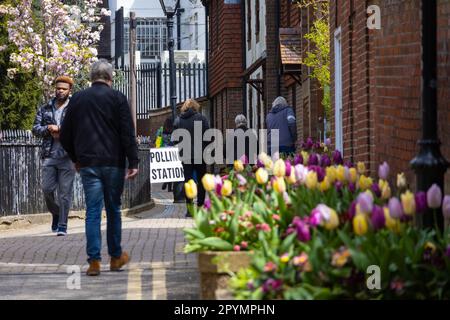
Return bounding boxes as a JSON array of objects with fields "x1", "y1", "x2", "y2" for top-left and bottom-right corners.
[
  {"x1": 272, "y1": 96, "x2": 288, "y2": 108},
  {"x1": 235, "y1": 114, "x2": 247, "y2": 127},
  {"x1": 90, "y1": 59, "x2": 113, "y2": 82}
]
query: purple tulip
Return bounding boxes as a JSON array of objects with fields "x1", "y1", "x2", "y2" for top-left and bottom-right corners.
[
  {"x1": 335, "y1": 181, "x2": 343, "y2": 194},
  {"x1": 309, "y1": 208, "x2": 322, "y2": 227},
  {"x1": 203, "y1": 198, "x2": 211, "y2": 210},
  {"x1": 285, "y1": 159, "x2": 292, "y2": 177},
  {"x1": 388, "y1": 197, "x2": 403, "y2": 219},
  {"x1": 349, "y1": 201, "x2": 357, "y2": 220},
  {"x1": 295, "y1": 220, "x2": 311, "y2": 242},
  {"x1": 415, "y1": 191, "x2": 427, "y2": 214},
  {"x1": 445, "y1": 245, "x2": 450, "y2": 259},
  {"x1": 215, "y1": 176, "x2": 223, "y2": 195},
  {"x1": 371, "y1": 183, "x2": 381, "y2": 198},
  {"x1": 262, "y1": 279, "x2": 283, "y2": 293},
  {"x1": 309, "y1": 165, "x2": 325, "y2": 182},
  {"x1": 332, "y1": 150, "x2": 343, "y2": 165},
  {"x1": 240, "y1": 154, "x2": 249, "y2": 165},
  {"x1": 443, "y1": 195, "x2": 450, "y2": 219},
  {"x1": 371, "y1": 205, "x2": 386, "y2": 230},
  {"x1": 256, "y1": 159, "x2": 265, "y2": 168},
  {"x1": 427, "y1": 184, "x2": 442, "y2": 209},
  {"x1": 378, "y1": 162, "x2": 390, "y2": 180},
  {"x1": 348, "y1": 182, "x2": 356, "y2": 193},
  {"x1": 313, "y1": 142, "x2": 321, "y2": 149},
  {"x1": 357, "y1": 192, "x2": 374, "y2": 214},
  {"x1": 308, "y1": 153, "x2": 319, "y2": 166},
  {"x1": 320, "y1": 154, "x2": 331, "y2": 167},
  {"x1": 325, "y1": 138, "x2": 331, "y2": 146},
  {"x1": 305, "y1": 137, "x2": 314, "y2": 150},
  {"x1": 294, "y1": 154, "x2": 303, "y2": 165}
]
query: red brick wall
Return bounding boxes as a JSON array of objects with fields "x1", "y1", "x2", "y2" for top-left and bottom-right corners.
[
  {"x1": 208, "y1": 0, "x2": 243, "y2": 97},
  {"x1": 331, "y1": 0, "x2": 450, "y2": 189}
]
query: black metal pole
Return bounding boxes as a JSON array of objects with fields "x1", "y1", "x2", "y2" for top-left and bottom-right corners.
[
  {"x1": 410, "y1": 0, "x2": 448, "y2": 231},
  {"x1": 167, "y1": 13, "x2": 177, "y2": 121}
]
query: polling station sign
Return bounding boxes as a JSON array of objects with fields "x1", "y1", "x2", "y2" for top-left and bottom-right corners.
[{"x1": 150, "y1": 147, "x2": 185, "y2": 183}]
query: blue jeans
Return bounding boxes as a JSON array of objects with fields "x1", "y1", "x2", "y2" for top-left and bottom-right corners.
[{"x1": 80, "y1": 167, "x2": 125, "y2": 263}]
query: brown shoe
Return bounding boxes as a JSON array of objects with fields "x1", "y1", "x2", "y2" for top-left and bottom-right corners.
[
  {"x1": 110, "y1": 252, "x2": 130, "y2": 271},
  {"x1": 86, "y1": 260, "x2": 101, "y2": 276}
]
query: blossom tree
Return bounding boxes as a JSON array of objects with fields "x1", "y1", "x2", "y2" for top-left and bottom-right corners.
[{"x1": 0, "y1": 0, "x2": 111, "y2": 99}]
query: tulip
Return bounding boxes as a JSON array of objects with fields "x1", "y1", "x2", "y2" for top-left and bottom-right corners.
[
  {"x1": 325, "y1": 138, "x2": 331, "y2": 146},
  {"x1": 255, "y1": 168, "x2": 269, "y2": 184},
  {"x1": 371, "y1": 205, "x2": 386, "y2": 230},
  {"x1": 325, "y1": 166, "x2": 336, "y2": 183},
  {"x1": 295, "y1": 220, "x2": 311, "y2": 242},
  {"x1": 241, "y1": 241, "x2": 248, "y2": 249},
  {"x1": 353, "y1": 214, "x2": 368, "y2": 236},
  {"x1": 272, "y1": 151, "x2": 280, "y2": 161},
  {"x1": 263, "y1": 261, "x2": 277, "y2": 273},
  {"x1": 443, "y1": 195, "x2": 450, "y2": 219},
  {"x1": 301, "y1": 151, "x2": 309, "y2": 165},
  {"x1": 359, "y1": 175, "x2": 373, "y2": 191},
  {"x1": 324, "y1": 208, "x2": 339, "y2": 230},
  {"x1": 319, "y1": 176, "x2": 331, "y2": 192},
  {"x1": 384, "y1": 206, "x2": 401, "y2": 233},
  {"x1": 184, "y1": 179, "x2": 197, "y2": 199},
  {"x1": 233, "y1": 245, "x2": 241, "y2": 251},
  {"x1": 349, "y1": 167, "x2": 358, "y2": 184},
  {"x1": 308, "y1": 153, "x2": 319, "y2": 166},
  {"x1": 280, "y1": 253, "x2": 290, "y2": 263},
  {"x1": 427, "y1": 184, "x2": 442, "y2": 209},
  {"x1": 415, "y1": 191, "x2": 427, "y2": 214},
  {"x1": 309, "y1": 208, "x2": 322, "y2": 226},
  {"x1": 221, "y1": 180, "x2": 232, "y2": 197},
  {"x1": 234, "y1": 160, "x2": 244, "y2": 172},
  {"x1": 203, "y1": 198, "x2": 211, "y2": 210},
  {"x1": 293, "y1": 253, "x2": 309, "y2": 267},
  {"x1": 378, "y1": 162, "x2": 390, "y2": 180},
  {"x1": 397, "y1": 173, "x2": 407, "y2": 189},
  {"x1": 348, "y1": 182, "x2": 356, "y2": 193},
  {"x1": 256, "y1": 159, "x2": 264, "y2": 168},
  {"x1": 239, "y1": 154, "x2": 249, "y2": 165},
  {"x1": 294, "y1": 154, "x2": 303, "y2": 165},
  {"x1": 401, "y1": 190, "x2": 416, "y2": 215},
  {"x1": 336, "y1": 165, "x2": 346, "y2": 182},
  {"x1": 388, "y1": 197, "x2": 403, "y2": 219},
  {"x1": 272, "y1": 177, "x2": 286, "y2": 194},
  {"x1": 305, "y1": 137, "x2": 314, "y2": 150},
  {"x1": 273, "y1": 159, "x2": 286, "y2": 177},
  {"x1": 332, "y1": 150, "x2": 343, "y2": 165},
  {"x1": 357, "y1": 191, "x2": 374, "y2": 214},
  {"x1": 236, "y1": 174, "x2": 247, "y2": 186},
  {"x1": 320, "y1": 154, "x2": 331, "y2": 167},
  {"x1": 371, "y1": 182, "x2": 381, "y2": 198},
  {"x1": 285, "y1": 160, "x2": 292, "y2": 177},
  {"x1": 264, "y1": 159, "x2": 273, "y2": 170},
  {"x1": 287, "y1": 170, "x2": 297, "y2": 185},
  {"x1": 344, "y1": 160, "x2": 354, "y2": 168},
  {"x1": 202, "y1": 174, "x2": 216, "y2": 192},
  {"x1": 305, "y1": 171, "x2": 318, "y2": 190},
  {"x1": 445, "y1": 245, "x2": 450, "y2": 259},
  {"x1": 357, "y1": 162, "x2": 366, "y2": 175},
  {"x1": 381, "y1": 183, "x2": 391, "y2": 200},
  {"x1": 214, "y1": 175, "x2": 223, "y2": 195}
]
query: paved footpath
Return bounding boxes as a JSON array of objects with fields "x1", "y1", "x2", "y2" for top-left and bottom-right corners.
[{"x1": 0, "y1": 185, "x2": 200, "y2": 300}]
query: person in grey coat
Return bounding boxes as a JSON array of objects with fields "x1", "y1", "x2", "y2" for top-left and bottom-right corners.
[{"x1": 266, "y1": 96, "x2": 298, "y2": 155}]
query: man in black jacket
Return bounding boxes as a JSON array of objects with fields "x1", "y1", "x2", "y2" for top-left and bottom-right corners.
[{"x1": 60, "y1": 59, "x2": 139, "y2": 276}]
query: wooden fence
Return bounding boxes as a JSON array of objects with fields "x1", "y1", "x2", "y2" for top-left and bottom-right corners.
[{"x1": 0, "y1": 135, "x2": 152, "y2": 216}]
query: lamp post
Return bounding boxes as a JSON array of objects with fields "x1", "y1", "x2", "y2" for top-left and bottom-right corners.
[
  {"x1": 159, "y1": 0, "x2": 180, "y2": 121},
  {"x1": 410, "y1": 0, "x2": 449, "y2": 231}
]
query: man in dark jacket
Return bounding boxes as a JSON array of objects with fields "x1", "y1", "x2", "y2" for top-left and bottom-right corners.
[
  {"x1": 266, "y1": 96, "x2": 298, "y2": 155},
  {"x1": 32, "y1": 76, "x2": 76, "y2": 236},
  {"x1": 60, "y1": 59, "x2": 139, "y2": 276},
  {"x1": 172, "y1": 99, "x2": 209, "y2": 216}
]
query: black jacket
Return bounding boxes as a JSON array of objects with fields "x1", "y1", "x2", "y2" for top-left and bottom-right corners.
[
  {"x1": 32, "y1": 98, "x2": 69, "y2": 159},
  {"x1": 60, "y1": 82, "x2": 139, "y2": 169},
  {"x1": 173, "y1": 108, "x2": 210, "y2": 163}
]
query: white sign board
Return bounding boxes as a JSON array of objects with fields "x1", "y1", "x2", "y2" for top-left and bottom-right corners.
[{"x1": 150, "y1": 147, "x2": 185, "y2": 183}]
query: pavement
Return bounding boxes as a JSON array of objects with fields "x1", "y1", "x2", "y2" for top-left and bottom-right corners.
[{"x1": 0, "y1": 184, "x2": 200, "y2": 300}]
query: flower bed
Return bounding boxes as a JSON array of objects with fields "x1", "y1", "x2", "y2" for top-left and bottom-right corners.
[{"x1": 183, "y1": 138, "x2": 450, "y2": 299}]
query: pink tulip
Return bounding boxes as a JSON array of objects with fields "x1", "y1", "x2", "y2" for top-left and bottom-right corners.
[{"x1": 427, "y1": 184, "x2": 442, "y2": 209}]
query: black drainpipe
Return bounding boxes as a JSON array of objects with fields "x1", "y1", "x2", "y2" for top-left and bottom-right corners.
[
  {"x1": 241, "y1": 0, "x2": 247, "y2": 115},
  {"x1": 275, "y1": 0, "x2": 281, "y2": 96}
]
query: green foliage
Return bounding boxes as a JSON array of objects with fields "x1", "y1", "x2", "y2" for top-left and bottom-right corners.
[{"x1": 0, "y1": 2, "x2": 43, "y2": 129}]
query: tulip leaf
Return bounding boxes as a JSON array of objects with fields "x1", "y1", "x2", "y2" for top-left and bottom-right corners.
[
  {"x1": 196, "y1": 237, "x2": 234, "y2": 251},
  {"x1": 183, "y1": 228, "x2": 205, "y2": 240}
]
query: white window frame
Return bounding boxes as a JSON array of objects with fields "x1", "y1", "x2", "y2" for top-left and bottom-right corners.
[{"x1": 334, "y1": 27, "x2": 343, "y2": 154}]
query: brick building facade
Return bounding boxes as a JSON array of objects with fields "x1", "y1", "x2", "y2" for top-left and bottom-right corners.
[{"x1": 330, "y1": 0, "x2": 450, "y2": 190}]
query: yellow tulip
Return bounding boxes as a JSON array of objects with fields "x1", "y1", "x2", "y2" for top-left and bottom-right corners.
[
  {"x1": 201, "y1": 174, "x2": 216, "y2": 192},
  {"x1": 324, "y1": 208, "x2": 339, "y2": 230},
  {"x1": 383, "y1": 207, "x2": 401, "y2": 233},
  {"x1": 221, "y1": 180, "x2": 233, "y2": 197},
  {"x1": 397, "y1": 172, "x2": 407, "y2": 189},
  {"x1": 301, "y1": 151, "x2": 309, "y2": 165},
  {"x1": 336, "y1": 165, "x2": 346, "y2": 182},
  {"x1": 381, "y1": 183, "x2": 391, "y2": 200},
  {"x1": 326, "y1": 167, "x2": 336, "y2": 183},
  {"x1": 357, "y1": 162, "x2": 366, "y2": 175},
  {"x1": 273, "y1": 159, "x2": 286, "y2": 177},
  {"x1": 273, "y1": 177, "x2": 286, "y2": 194},
  {"x1": 353, "y1": 214, "x2": 368, "y2": 236},
  {"x1": 349, "y1": 168, "x2": 358, "y2": 184},
  {"x1": 264, "y1": 159, "x2": 273, "y2": 170},
  {"x1": 401, "y1": 190, "x2": 416, "y2": 215},
  {"x1": 234, "y1": 160, "x2": 244, "y2": 172},
  {"x1": 287, "y1": 170, "x2": 297, "y2": 185},
  {"x1": 184, "y1": 179, "x2": 197, "y2": 199},
  {"x1": 255, "y1": 168, "x2": 269, "y2": 184},
  {"x1": 319, "y1": 176, "x2": 331, "y2": 192},
  {"x1": 305, "y1": 171, "x2": 318, "y2": 190},
  {"x1": 358, "y1": 175, "x2": 373, "y2": 191}
]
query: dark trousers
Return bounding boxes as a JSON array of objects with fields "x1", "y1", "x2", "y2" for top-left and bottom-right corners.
[{"x1": 183, "y1": 163, "x2": 206, "y2": 206}]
